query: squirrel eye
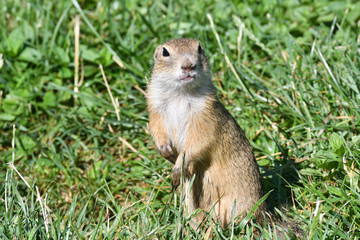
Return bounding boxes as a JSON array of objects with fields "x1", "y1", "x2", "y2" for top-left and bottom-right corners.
[
  {"x1": 163, "y1": 47, "x2": 170, "y2": 57},
  {"x1": 198, "y1": 45, "x2": 204, "y2": 54}
]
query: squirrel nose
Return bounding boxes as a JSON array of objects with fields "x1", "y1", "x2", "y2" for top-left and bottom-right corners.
[{"x1": 181, "y1": 59, "x2": 196, "y2": 72}]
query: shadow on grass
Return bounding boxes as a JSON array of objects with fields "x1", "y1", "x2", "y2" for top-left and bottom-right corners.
[{"x1": 261, "y1": 148, "x2": 302, "y2": 213}]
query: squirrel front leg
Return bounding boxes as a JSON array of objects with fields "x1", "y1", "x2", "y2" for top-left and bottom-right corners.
[
  {"x1": 172, "y1": 117, "x2": 215, "y2": 189},
  {"x1": 172, "y1": 151, "x2": 198, "y2": 190},
  {"x1": 149, "y1": 111, "x2": 177, "y2": 163},
  {"x1": 172, "y1": 152, "x2": 186, "y2": 190}
]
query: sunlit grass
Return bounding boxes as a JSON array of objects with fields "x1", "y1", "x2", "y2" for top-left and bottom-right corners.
[{"x1": 0, "y1": 0, "x2": 359, "y2": 239}]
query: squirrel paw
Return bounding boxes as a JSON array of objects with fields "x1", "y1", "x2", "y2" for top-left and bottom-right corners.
[
  {"x1": 172, "y1": 167, "x2": 181, "y2": 190},
  {"x1": 159, "y1": 144, "x2": 176, "y2": 164},
  {"x1": 172, "y1": 164, "x2": 191, "y2": 190}
]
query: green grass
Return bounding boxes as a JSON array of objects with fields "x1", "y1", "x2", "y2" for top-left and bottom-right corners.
[{"x1": 1, "y1": 0, "x2": 359, "y2": 239}]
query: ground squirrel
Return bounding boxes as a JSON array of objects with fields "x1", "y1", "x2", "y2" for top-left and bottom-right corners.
[{"x1": 147, "y1": 38, "x2": 265, "y2": 228}]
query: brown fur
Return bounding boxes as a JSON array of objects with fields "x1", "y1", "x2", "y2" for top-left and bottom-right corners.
[{"x1": 147, "y1": 38, "x2": 265, "y2": 228}]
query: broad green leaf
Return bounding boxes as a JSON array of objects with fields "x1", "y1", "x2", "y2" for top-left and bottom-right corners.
[
  {"x1": 12, "y1": 88, "x2": 32, "y2": 99},
  {"x1": 99, "y1": 47, "x2": 113, "y2": 66},
  {"x1": 6, "y1": 28, "x2": 24, "y2": 57},
  {"x1": 2, "y1": 97, "x2": 24, "y2": 116},
  {"x1": 2, "y1": 98, "x2": 19, "y2": 112},
  {"x1": 38, "y1": 157, "x2": 54, "y2": 167},
  {"x1": 77, "y1": 107, "x2": 92, "y2": 118},
  {"x1": 328, "y1": 1, "x2": 349, "y2": 13},
  {"x1": 299, "y1": 168, "x2": 323, "y2": 176},
  {"x1": 317, "y1": 13, "x2": 335, "y2": 22},
  {"x1": 351, "y1": 135, "x2": 360, "y2": 147},
  {"x1": 6, "y1": 22, "x2": 35, "y2": 57},
  {"x1": 53, "y1": 46, "x2": 70, "y2": 64},
  {"x1": 58, "y1": 67, "x2": 73, "y2": 78},
  {"x1": 17, "y1": 135, "x2": 36, "y2": 151},
  {"x1": 80, "y1": 46, "x2": 100, "y2": 63},
  {"x1": 21, "y1": 22, "x2": 35, "y2": 42},
  {"x1": 42, "y1": 92, "x2": 57, "y2": 107},
  {"x1": 0, "y1": 113, "x2": 16, "y2": 121},
  {"x1": 329, "y1": 133, "x2": 343, "y2": 151},
  {"x1": 17, "y1": 48, "x2": 42, "y2": 63},
  {"x1": 80, "y1": 88, "x2": 96, "y2": 108},
  {"x1": 83, "y1": 65, "x2": 98, "y2": 77},
  {"x1": 60, "y1": 91, "x2": 72, "y2": 102},
  {"x1": 318, "y1": 160, "x2": 339, "y2": 171},
  {"x1": 312, "y1": 150, "x2": 340, "y2": 163}
]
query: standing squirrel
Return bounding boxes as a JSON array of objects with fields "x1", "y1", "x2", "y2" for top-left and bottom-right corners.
[{"x1": 147, "y1": 38, "x2": 265, "y2": 228}]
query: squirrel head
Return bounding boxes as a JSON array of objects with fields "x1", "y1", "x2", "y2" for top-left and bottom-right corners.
[{"x1": 151, "y1": 38, "x2": 211, "y2": 91}]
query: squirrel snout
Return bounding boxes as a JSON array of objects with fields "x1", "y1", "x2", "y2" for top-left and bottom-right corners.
[{"x1": 181, "y1": 59, "x2": 196, "y2": 72}]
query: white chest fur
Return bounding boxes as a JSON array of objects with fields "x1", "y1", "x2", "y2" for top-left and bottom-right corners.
[
  {"x1": 162, "y1": 94, "x2": 206, "y2": 151},
  {"x1": 148, "y1": 78, "x2": 211, "y2": 151}
]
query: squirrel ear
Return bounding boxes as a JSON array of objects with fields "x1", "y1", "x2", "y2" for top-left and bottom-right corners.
[{"x1": 154, "y1": 46, "x2": 161, "y2": 61}]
